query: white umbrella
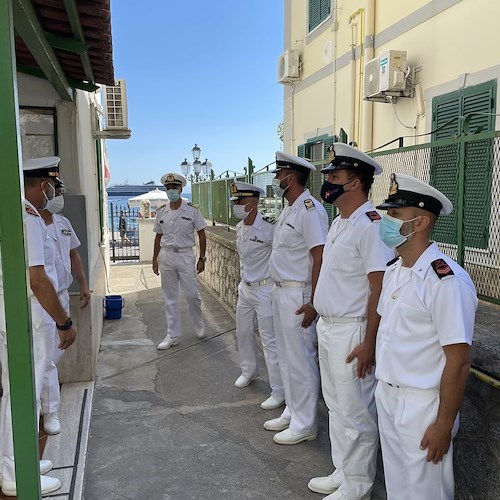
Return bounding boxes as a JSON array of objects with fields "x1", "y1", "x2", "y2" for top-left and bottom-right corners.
[{"x1": 128, "y1": 189, "x2": 167, "y2": 208}]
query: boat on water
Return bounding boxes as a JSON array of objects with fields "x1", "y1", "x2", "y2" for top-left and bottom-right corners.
[{"x1": 106, "y1": 181, "x2": 165, "y2": 197}]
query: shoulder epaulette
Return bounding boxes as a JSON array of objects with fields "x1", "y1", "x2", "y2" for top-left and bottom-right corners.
[
  {"x1": 25, "y1": 204, "x2": 39, "y2": 217},
  {"x1": 156, "y1": 203, "x2": 167, "y2": 210},
  {"x1": 304, "y1": 199, "x2": 315, "y2": 210},
  {"x1": 431, "y1": 258, "x2": 454, "y2": 279},
  {"x1": 386, "y1": 256, "x2": 400, "y2": 266},
  {"x1": 365, "y1": 210, "x2": 381, "y2": 222},
  {"x1": 262, "y1": 216, "x2": 277, "y2": 224},
  {"x1": 188, "y1": 202, "x2": 199, "y2": 208}
]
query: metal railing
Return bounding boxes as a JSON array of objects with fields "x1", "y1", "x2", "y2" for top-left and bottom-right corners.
[{"x1": 192, "y1": 131, "x2": 500, "y2": 303}]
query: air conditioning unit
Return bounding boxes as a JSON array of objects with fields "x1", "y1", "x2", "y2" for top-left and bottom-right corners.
[
  {"x1": 104, "y1": 79, "x2": 129, "y2": 130},
  {"x1": 278, "y1": 49, "x2": 300, "y2": 84},
  {"x1": 364, "y1": 50, "x2": 408, "y2": 100}
]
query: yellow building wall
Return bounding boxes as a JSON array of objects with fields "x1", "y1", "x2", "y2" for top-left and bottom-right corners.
[{"x1": 284, "y1": 0, "x2": 500, "y2": 155}]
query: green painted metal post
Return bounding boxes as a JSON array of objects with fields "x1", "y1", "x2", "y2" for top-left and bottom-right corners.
[
  {"x1": 0, "y1": 1, "x2": 42, "y2": 498},
  {"x1": 247, "y1": 157, "x2": 254, "y2": 183},
  {"x1": 456, "y1": 137, "x2": 466, "y2": 266}
]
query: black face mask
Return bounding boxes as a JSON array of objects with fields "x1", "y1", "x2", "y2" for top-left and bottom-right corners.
[{"x1": 320, "y1": 180, "x2": 352, "y2": 204}]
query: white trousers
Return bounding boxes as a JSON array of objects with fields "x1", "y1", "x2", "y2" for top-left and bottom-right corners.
[
  {"x1": 158, "y1": 249, "x2": 203, "y2": 338},
  {"x1": 236, "y1": 282, "x2": 283, "y2": 399},
  {"x1": 317, "y1": 318, "x2": 378, "y2": 499},
  {"x1": 0, "y1": 303, "x2": 54, "y2": 482},
  {"x1": 272, "y1": 285, "x2": 319, "y2": 434},
  {"x1": 40, "y1": 290, "x2": 69, "y2": 414},
  {"x1": 375, "y1": 381, "x2": 457, "y2": 500}
]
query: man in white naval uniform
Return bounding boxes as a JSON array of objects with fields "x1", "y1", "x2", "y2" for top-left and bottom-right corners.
[
  {"x1": 0, "y1": 157, "x2": 77, "y2": 496},
  {"x1": 230, "y1": 181, "x2": 284, "y2": 411},
  {"x1": 309, "y1": 144, "x2": 394, "y2": 500},
  {"x1": 40, "y1": 178, "x2": 90, "y2": 435},
  {"x1": 264, "y1": 151, "x2": 328, "y2": 445},
  {"x1": 375, "y1": 173, "x2": 477, "y2": 500},
  {"x1": 153, "y1": 173, "x2": 207, "y2": 349}
]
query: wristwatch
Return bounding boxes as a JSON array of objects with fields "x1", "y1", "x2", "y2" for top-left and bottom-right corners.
[
  {"x1": 56, "y1": 317, "x2": 73, "y2": 330},
  {"x1": 199, "y1": 256, "x2": 206, "y2": 261}
]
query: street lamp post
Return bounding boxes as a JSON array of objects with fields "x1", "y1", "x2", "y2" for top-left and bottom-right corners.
[{"x1": 180, "y1": 144, "x2": 213, "y2": 182}]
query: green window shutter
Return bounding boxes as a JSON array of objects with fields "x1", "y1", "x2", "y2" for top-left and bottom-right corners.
[
  {"x1": 430, "y1": 80, "x2": 496, "y2": 249},
  {"x1": 298, "y1": 143, "x2": 310, "y2": 158},
  {"x1": 462, "y1": 81, "x2": 496, "y2": 248},
  {"x1": 309, "y1": 0, "x2": 330, "y2": 32},
  {"x1": 309, "y1": 0, "x2": 320, "y2": 32}
]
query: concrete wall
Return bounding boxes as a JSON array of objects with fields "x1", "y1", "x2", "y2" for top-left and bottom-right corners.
[
  {"x1": 197, "y1": 227, "x2": 240, "y2": 313},
  {"x1": 17, "y1": 73, "x2": 108, "y2": 383}
]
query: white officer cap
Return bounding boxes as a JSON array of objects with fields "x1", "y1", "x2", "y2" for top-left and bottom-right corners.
[
  {"x1": 23, "y1": 156, "x2": 62, "y2": 182},
  {"x1": 376, "y1": 173, "x2": 453, "y2": 216},
  {"x1": 160, "y1": 172, "x2": 187, "y2": 188},
  {"x1": 229, "y1": 181, "x2": 265, "y2": 201},
  {"x1": 321, "y1": 143, "x2": 382, "y2": 175},
  {"x1": 272, "y1": 151, "x2": 317, "y2": 173}
]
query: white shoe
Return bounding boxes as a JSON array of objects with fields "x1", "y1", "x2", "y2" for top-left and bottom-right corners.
[
  {"x1": 234, "y1": 374, "x2": 255, "y2": 388},
  {"x1": 308, "y1": 470, "x2": 343, "y2": 494},
  {"x1": 263, "y1": 416, "x2": 290, "y2": 431},
  {"x1": 43, "y1": 412, "x2": 61, "y2": 435},
  {"x1": 195, "y1": 328, "x2": 205, "y2": 339},
  {"x1": 260, "y1": 395, "x2": 285, "y2": 410},
  {"x1": 40, "y1": 459, "x2": 53, "y2": 475},
  {"x1": 273, "y1": 427, "x2": 317, "y2": 445},
  {"x1": 1, "y1": 475, "x2": 61, "y2": 496},
  {"x1": 157, "y1": 335, "x2": 179, "y2": 350}
]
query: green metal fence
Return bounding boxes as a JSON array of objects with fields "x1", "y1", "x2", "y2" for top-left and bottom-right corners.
[
  {"x1": 192, "y1": 131, "x2": 500, "y2": 303},
  {"x1": 370, "y1": 130, "x2": 500, "y2": 304}
]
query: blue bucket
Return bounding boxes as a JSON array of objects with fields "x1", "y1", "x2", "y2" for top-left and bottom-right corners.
[{"x1": 104, "y1": 295, "x2": 124, "y2": 319}]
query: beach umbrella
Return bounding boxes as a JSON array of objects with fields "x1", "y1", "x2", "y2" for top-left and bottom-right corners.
[{"x1": 128, "y1": 189, "x2": 168, "y2": 208}]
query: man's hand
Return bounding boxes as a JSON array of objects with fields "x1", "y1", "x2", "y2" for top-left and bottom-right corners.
[
  {"x1": 346, "y1": 341, "x2": 375, "y2": 379},
  {"x1": 420, "y1": 421, "x2": 452, "y2": 464},
  {"x1": 80, "y1": 287, "x2": 91, "y2": 309},
  {"x1": 58, "y1": 326, "x2": 77, "y2": 350},
  {"x1": 152, "y1": 259, "x2": 159, "y2": 275},
  {"x1": 196, "y1": 259, "x2": 205, "y2": 274},
  {"x1": 296, "y1": 303, "x2": 317, "y2": 328}
]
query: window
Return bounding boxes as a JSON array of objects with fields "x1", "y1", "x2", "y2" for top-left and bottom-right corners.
[
  {"x1": 19, "y1": 107, "x2": 57, "y2": 158},
  {"x1": 430, "y1": 80, "x2": 496, "y2": 249},
  {"x1": 308, "y1": 0, "x2": 331, "y2": 32}
]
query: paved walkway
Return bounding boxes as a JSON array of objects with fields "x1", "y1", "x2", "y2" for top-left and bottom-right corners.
[{"x1": 83, "y1": 263, "x2": 387, "y2": 500}]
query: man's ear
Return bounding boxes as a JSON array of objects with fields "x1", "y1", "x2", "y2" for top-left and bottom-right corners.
[{"x1": 415, "y1": 214, "x2": 431, "y2": 232}]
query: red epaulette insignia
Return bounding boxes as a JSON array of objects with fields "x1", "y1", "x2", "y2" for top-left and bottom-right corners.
[
  {"x1": 365, "y1": 210, "x2": 381, "y2": 221},
  {"x1": 25, "y1": 205, "x2": 39, "y2": 217},
  {"x1": 431, "y1": 259, "x2": 454, "y2": 279}
]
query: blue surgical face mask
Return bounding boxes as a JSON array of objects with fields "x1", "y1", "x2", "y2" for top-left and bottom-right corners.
[
  {"x1": 379, "y1": 213, "x2": 419, "y2": 248},
  {"x1": 320, "y1": 179, "x2": 354, "y2": 204},
  {"x1": 271, "y1": 174, "x2": 291, "y2": 198},
  {"x1": 166, "y1": 189, "x2": 180, "y2": 202}
]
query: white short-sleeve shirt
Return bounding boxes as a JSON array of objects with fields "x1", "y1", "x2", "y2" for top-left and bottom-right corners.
[
  {"x1": 24, "y1": 200, "x2": 58, "y2": 301},
  {"x1": 375, "y1": 243, "x2": 478, "y2": 390},
  {"x1": 47, "y1": 214, "x2": 81, "y2": 292},
  {"x1": 314, "y1": 201, "x2": 394, "y2": 318},
  {"x1": 236, "y1": 212, "x2": 275, "y2": 283},
  {"x1": 269, "y1": 190, "x2": 328, "y2": 283},
  {"x1": 153, "y1": 200, "x2": 207, "y2": 249}
]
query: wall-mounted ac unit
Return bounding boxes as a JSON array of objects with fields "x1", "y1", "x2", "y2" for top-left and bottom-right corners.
[
  {"x1": 364, "y1": 50, "x2": 408, "y2": 100},
  {"x1": 104, "y1": 79, "x2": 129, "y2": 130},
  {"x1": 278, "y1": 49, "x2": 300, "y2": 84}
]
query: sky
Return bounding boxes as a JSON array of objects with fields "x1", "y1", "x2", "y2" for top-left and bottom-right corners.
[{"x1": 106, "y1": 0, "x2": 284, "y2": 190}]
